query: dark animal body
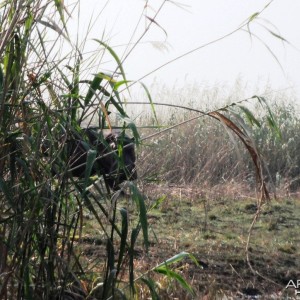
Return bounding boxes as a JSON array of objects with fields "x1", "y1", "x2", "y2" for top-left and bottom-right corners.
[{"x1": 45, "y1": 128, "x2": 137, "y2": 190}]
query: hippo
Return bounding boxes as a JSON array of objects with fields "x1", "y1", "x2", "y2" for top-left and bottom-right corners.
[{"x1": 44, "y1": 127, "x2": 137, "y2": 190}]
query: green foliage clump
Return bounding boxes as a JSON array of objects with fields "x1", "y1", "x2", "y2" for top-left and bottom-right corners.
[{"x1": 0, "y1": 2, "x2": 197, "y2": 299}]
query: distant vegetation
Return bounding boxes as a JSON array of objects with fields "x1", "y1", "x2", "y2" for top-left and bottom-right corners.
[{"x1": 135, "y1": 83, "x2": 300, "y2": 194}]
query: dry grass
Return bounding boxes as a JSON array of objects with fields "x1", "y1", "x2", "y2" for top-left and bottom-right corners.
[
  {"x1": 77, "y1": 182, "x2": 300, "y2": 299},
  {"x1": 135, "y1": 89, "x2": 300, "y2": 195}
]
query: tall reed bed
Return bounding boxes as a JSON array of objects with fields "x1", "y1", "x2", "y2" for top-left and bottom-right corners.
[
  {"x1": 134, "y1": 83, "x2": 300, "y2": 194},
  {"x1": 0, "y1": 1, "x2": 202, "y2": 299}
]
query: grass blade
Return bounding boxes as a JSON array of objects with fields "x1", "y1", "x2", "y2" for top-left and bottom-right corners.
[
  {"x1": 254, "y1": 95, "x2": 282, "y2": 139},
  {"x1": 209, "y1": 111, "x2": 270, "y2": 201},
  {"x1": 130, "y1": 183, "x2": 149, "y2": 251},
  {"x1": 140, "y1": 278, "x2": 160, "y2": 300},
  {"x1": 94, "y1": 40, "x2": 127, "y2": 82},
  {"x1": 116, "y1": 208, "x2": 128, "y2": 277},
  {"x1": 129, "y1": 228, "x2": 139, "y2": 296},
  {"x1": 83, "y1": 149, "x2": 96, "y2": 190},
  {"x1": 84, "y1": 73, "x2": 103, "y2": 106},
  {"x1": 154, "y1": 251, "x2": 199, "y2": 269},
  {"x1": 139, "y1": 81, "x2": 159, "y2": 125},
  {"x1": 153, "y1": 268, "x2": 194, "y2": 296},
  {"x1": 238, "y1": 104, "x2": 261, "y2": 127}
]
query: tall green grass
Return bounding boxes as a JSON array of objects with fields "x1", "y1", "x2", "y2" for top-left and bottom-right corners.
[
  {"x1": 0, "y1": 1, "x2": 137, "y2": 299},
  {"x1": 0, "y1": 1, "x2": 200, "y2": 299}
]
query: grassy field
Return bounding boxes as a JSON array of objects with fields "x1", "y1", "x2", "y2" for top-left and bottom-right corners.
[{"x1": 76, "y1": 183, "x2": 300, "y2": 299}]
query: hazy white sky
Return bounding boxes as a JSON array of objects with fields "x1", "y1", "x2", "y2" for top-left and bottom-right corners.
[{"x1": 65, "y1": 0, "x2": 300, "y2": 99}]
